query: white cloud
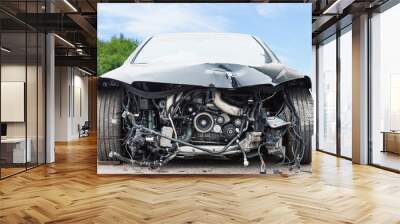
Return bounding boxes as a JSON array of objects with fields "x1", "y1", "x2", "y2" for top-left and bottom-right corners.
[
  {"x1": 98, "y1": 4, "x2": 229, "y2": 40},
  {"x1": 255, "y1": 4, "x2": 286, "y2": 17}
]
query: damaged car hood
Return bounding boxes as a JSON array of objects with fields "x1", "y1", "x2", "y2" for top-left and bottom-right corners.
[{"x1": 101, "y1": 62, "x2": 310, "y2": 89}]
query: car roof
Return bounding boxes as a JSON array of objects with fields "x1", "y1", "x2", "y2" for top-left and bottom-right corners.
[{"x1": 150, "y1": 32, "x2": 255, "y2": 39}]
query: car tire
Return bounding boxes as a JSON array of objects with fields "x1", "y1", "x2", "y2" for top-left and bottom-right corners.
[
  {"x1": 97, "y1": 88, "x2": 122, "y2": 161},
  {"x1": 284, "y1": 87, "x2": 314, "y2": 165}
]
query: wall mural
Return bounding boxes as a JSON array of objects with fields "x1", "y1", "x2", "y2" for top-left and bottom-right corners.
[{"x1": 97, "y1": 3, "x2": 313, "y2": 175}]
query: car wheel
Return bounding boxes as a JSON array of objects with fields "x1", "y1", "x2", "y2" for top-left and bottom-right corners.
[
  {"x1": 97, "y1": 88, "x2": 122, "y2": 161},
  {"x1": 283, "y1": 87, "x2": 314, "y2": 165}
]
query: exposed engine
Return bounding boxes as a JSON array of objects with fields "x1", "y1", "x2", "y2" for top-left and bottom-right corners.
[{"x1": 107, "y1": 83, "x2": 304, "y2": 172}]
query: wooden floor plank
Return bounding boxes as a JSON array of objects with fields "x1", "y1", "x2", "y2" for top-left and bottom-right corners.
[{"x1": 1, "y1": 135, "x2": 400, "y2": 223}]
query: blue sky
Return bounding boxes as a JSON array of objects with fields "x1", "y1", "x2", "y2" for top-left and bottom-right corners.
[{"x1": 98, "y1": 3, "x2": 311, "y2": 75}]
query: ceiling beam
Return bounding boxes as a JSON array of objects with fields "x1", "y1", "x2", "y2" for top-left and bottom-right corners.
[
  {"x1": 312, "y1": 15, "x2": 335, "y2": 33},
  {"x1": 67, "y1": 13, "x2": 97, "y2": 46},
  {"x1": 55, "y1": 55, "x2": 96, "y2": 73},
  {"x1": 323, "y1": 0, "x2": 356, "y2": 14}
]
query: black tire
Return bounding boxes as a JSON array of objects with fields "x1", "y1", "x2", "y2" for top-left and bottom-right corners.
[
  {"x1": 97, "y1": 88, "x2": 122, "y2": 161},
  {"x1": 284, "y1": 87, "x2": 314, "y2": 164}
]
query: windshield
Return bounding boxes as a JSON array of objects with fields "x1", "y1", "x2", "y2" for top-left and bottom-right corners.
[{"x1": 132, "y1": 34, "x2": 272, "y2": 65}]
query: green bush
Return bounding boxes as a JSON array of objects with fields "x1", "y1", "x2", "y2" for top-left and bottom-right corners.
[{"x1": 97, "y1": 34, "x2": 138, "y2": 76}]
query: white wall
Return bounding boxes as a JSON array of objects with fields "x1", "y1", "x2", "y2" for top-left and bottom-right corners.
[
  {"x1": 1, "y1": 65, "x2": 26, "y2": 138},
  {"x1": 72, "y1": 73, "x2": 89, "y2": 138},
  {"x1": 55, "y1": 66, "x2": 69, "y2": 141},
  {"x1": 1, "y1": 63, "x2": 46, "y2": 164},
  {"x1": 1, "y1": 65, "x2": 39, "y2": 138},
  {"x1": 55, "y1": 66, "x2": 89, "y2": 141}
]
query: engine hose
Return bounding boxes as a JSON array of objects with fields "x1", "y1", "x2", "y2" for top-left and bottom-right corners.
[
  {"x1": 123, "y1": 109, "x2": 246, "y2": 154},
  {"x1": 168, "y1": 113, "x2": 180, "y2": 150},
  {"x1": 239, "y1": 146, "x2": 249, "y2": 167},
  {"x1": 283, "y1": 96, "x2": 300, "y2": 165},
  {"x1": 214, "y1": 91, "x2": 244, "y2": 116},
  {"x1": 169, "y1": 89, "x2": 201, "y2": 115},
  {"x1": 134, "y1": 123, "x2": 245, "y2": 155},
  {"x1": 258, "y1": 143, "x2": 267, "y2": 173},
  {"x1": 160, "y1": 150, "x2": 178, "y2": 165},
  {"x1": 109, "y1": 151, "x2": 161, "y2": 167}
]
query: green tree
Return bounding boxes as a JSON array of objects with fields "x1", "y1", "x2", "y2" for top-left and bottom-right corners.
[{"x1": 97, "y1": 34, "x2": 138, "y2": 76}]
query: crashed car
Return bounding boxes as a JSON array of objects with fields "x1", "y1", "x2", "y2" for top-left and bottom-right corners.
[{"x1": 98, "y1": 33, "x2": 313, "y2": 172}]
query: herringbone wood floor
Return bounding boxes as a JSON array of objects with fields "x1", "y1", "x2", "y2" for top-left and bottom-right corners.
[{"x1": 1, "y1": 135, "x2": 400, "y2": 224}]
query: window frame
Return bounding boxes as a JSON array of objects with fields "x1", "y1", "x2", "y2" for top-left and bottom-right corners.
[{"x1": 315, "y1": 23, "x2": 353, "y2": 161}]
